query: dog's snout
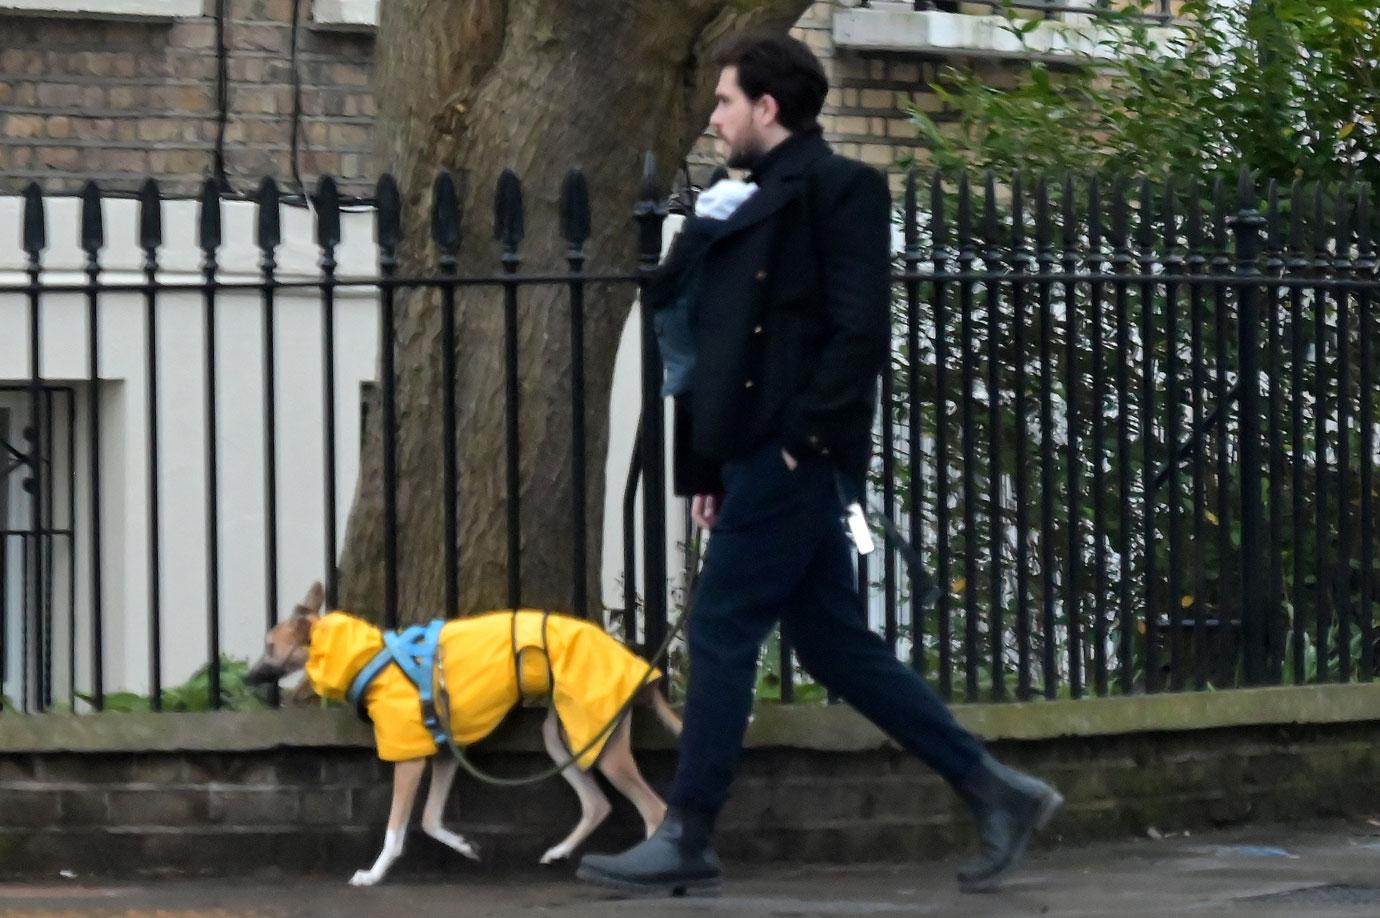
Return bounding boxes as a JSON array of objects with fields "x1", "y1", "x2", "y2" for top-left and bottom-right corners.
[{"x1": 245, "y1": 660, "x2": 282, "y2": 686}]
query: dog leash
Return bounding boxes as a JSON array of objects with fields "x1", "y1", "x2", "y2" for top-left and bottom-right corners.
[
  {"x1": 430, "y1": 499, "x2": 943, "y2": 788},
  {"x1": 432, "y1": 602, "x2": 694, "y2": 788}
]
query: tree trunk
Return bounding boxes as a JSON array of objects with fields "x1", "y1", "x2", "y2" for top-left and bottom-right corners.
[{"x1": 337, "y1": 0, "x2": 812, "y2": 622}]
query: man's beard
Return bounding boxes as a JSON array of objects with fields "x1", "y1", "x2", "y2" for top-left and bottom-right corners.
[{"x1": 725, "y1": 133, "x2": 768, "y2": 170}]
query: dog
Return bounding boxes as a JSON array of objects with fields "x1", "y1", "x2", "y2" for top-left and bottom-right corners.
[{"x1": 246, "y1": 582, "x2": 681, "y2": 886}]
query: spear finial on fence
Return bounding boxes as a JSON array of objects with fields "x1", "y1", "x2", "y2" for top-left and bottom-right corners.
[
  {"x1": 930, "y1": 171, "x2": 947, "y2": 255},
  {"x1": 315, "y1": 176, "x2": 341, "y2": 251},
  {"x1": 256, "y1": 177, "x2": 281, "y2": 255},
  {"x1": 634, "y1": 152, "x2": 666, "y2": 270},
  {"x1": 903, "y1": 169, "x2": 920, "y2": 259},
  {"x1": 494, "y1": 169, "x2": 525, "y2": 261},
  {"x1": 431, "y1": 171, "x2": 462, "y2": 259},
  {"x1": 80, "y1": 181, "x2": 104, "y2": 256},
  {"x1": 376, "y1": 173, "x2": 402, "y2": 256},
  {"x1": 560, "y1": 168, "x2": 591, "y2": 253},
  {"x1": 138, "y1": 178, "x2": 162, "y2": 253},
  {"x1": 198, "y1": 177, "x2": 221, "y2": 256},
  {"x1": 23, "y1": 182, "x2": 46, "y2": 257}
]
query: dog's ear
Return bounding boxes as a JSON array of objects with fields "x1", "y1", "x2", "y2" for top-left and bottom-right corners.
[
  {"x1": 299, "y1": 581, "x2": 325, "y2": 615},
  {"x1": 291, "y1": 613, "x2": 315, "y2": 644}
]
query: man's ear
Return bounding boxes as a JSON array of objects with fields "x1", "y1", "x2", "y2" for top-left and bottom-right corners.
[{"x1": 756, "y1": 92, "x2": 781, "y2": 128}]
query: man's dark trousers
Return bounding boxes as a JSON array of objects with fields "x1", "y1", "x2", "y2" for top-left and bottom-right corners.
[{"x1": 668, "y1": 440, "x2": 985, "y2": 816}]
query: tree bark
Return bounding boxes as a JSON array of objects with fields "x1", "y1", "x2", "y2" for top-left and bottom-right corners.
[{"x1": 338, "y1": 0, "x2": 812, "y2": 622}]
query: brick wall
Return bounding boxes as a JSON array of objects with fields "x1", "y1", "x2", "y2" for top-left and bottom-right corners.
[
  {"x1": 0, "y1": 2, "x2": 375, "y2": 196},
  {"x1": 3, "y1": 1, "x2": 1021, "y2": 198},
  {"x1": 1, "y1": 709, "x2": 1378, "y2": 879}
]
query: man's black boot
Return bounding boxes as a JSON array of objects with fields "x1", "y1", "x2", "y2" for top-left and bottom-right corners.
[
  {"x1": 955, "y1": 754, "x2": 1063, "y2": 892},
  {"x1": 576, "y1": 806, "x2": 723, "y2": 897}
]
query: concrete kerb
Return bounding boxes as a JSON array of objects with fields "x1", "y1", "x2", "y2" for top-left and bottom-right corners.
[{"x1": 2, "y1": 682, "x2": 1378, "y2": 755}]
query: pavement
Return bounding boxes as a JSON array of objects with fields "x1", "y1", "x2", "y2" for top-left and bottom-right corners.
[{"x1": 2, "y1": 823, "x2": 1380, "y2": 917}]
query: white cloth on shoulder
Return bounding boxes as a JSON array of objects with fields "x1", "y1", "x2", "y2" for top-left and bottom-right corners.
[{"x1": 694, "y1": 179, "x2": 757, "y2": 221}]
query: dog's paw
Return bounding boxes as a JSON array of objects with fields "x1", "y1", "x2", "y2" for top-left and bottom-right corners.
[
  {"x1": 349, "y1": 870, "x2": 380, "y2": 887},
  {"x1": 458, "y1": 837, "x2": 481, "y2": 862},
  {"x1": 539, "y1": 845, "x2": 572, "y2": 865}
]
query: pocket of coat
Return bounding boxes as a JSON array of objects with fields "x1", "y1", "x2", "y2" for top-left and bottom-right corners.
[{"x1": 714, "y1": 445, "x2": 802, "y2": 531}]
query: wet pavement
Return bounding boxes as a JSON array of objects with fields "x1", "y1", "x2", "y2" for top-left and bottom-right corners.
[{"x1": 2, "y1": 823, "x2": 1380, "y2": 917}]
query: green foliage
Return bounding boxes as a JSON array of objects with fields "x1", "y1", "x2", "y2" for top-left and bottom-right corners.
[
  {"x1": 909, "y1": 0, "x2": 1379, "y2": 187},
  {"x1": 754, "y1": 629, "x2": 829, "y2": 704},
  {"x1": 76, "y1": 656, "x2": 269, "y2": 713}
]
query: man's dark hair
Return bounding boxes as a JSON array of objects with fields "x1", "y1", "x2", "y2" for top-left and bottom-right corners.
[{"x1": 713, "y1": 33, "x2": 828, "y2": 134}]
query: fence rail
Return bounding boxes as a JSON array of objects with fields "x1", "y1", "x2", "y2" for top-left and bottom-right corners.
[{"x1": 1, "y1": 161, "x2": 1377, "y2": 714}]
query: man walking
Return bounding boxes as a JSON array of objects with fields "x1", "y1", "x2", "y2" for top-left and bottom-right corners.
[{"x1": 578, "y1": 33, "x2": 1062, "y2": 897}]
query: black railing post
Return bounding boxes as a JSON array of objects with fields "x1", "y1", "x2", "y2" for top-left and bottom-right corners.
[
  {"x1": 1230, "y1": 169, "x2": 1268, "y2": 685},
  {"x1": 256, "y1": 177, "x2": 282, "y2": 707},
  {"x1": 1061, "y1": 174, "x2": 1083, "y2": 699},
  {"x1": 1008, "y1": 172, "x2": 1030, "y2": 704},
  {"x1": 956, "y1": 173, "x2": 977, "y2": 703},
  {"x1": 1137, "y1": 179, "x2": 1160, "y2": 692},
  {"x1": 634, "y1": 153, "x2": 668, "y2": 659},
  {"x1": 1035, "y1": 176, "x2": 1058, "y2": 700},
  {"x1": 980, "y1": 172, "x2": 1004, "y2": 703},
  {"x1": 1263, "y1": 180, "x2": 1287, "y2": 684},
  {"x1": 1357, "y1": 186, "x2": 1376, "y2": 682},
  {"x1": 1286, "y1": 179, "x2": 1308, "y2": 684},
  {"x1": 903, "y1": 169, "x2": 923, "y2": 675},
  {"x1": 495, "y1": 169, "x2": 525, "y2": 611},
  {"x1": 315, "y1": 177, "x2": 342, "y2": 610},
  {"x1": 562, "y1": 169, "x2": 592, "y2": 619},
  {"x1": 930, "y1": 171, "x2": 952, "y2": 694},
  {"x1": 376, "y1": 174, "x2": 402, "y2": 629},
  {"x1": 138, "y1": 179, "x2": 163, "y2": 711},
  {"x1": 1333, "y1": 188, "x2": 1356, "y2": 683},
  {"x1": 1088, "y1": 176, "x2": 1110, "y2": 696},
  {"x1": 80, "y1": 181, "x2": 105, "y2": 712},
  {"x1": 22, "y1": 183, "x2": 46, "y2": 713},
  {"x1": 432, "y1": 171, "x2": 462, "y2": 618},
  {"x1": 197, "y1": 178, "x2": 223, "y2": 709}
]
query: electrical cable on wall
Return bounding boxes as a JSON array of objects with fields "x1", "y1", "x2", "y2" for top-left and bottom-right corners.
[
  {"x1": 212, "y1": 0, "x2": 234, "y2": 193},
  {"x1": 287, "y1": 0, "x2": 308, "y2": 202}
]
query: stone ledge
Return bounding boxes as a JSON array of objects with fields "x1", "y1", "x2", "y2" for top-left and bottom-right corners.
[
  {"x1": 832, "y1": 5, "x2": 1180, "y2": 62},
  {"x1": 2, "y1": 683, "x2": 1378, "y2": 755},
  {"x1": 0, "y1": 0, "x2": 200, "y2": 20}
]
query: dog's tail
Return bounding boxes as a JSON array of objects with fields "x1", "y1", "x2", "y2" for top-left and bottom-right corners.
[{"x1": 640, "y1": 682, "x2": 683, "y2": 738}]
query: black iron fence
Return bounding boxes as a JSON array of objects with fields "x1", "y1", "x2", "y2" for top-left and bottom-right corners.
[{"x1": 1, "y1": 163, "x2": 1376, "y2": 713}]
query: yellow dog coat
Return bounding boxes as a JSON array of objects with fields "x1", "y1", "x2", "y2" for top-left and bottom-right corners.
[{"x1": 305, "y1": 610, "x2": 660, "y2": 767}]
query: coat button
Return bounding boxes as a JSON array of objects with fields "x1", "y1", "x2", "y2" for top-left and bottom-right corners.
[
  {"x1": 753, "y1": 324, "x2": 763, "y2": 334},
  {"x1": 755, "y1": 269, "x2": 767, "y2": 282},
  {"x1": 744, "y1": 380, "x2": 755, "y2": 389}
]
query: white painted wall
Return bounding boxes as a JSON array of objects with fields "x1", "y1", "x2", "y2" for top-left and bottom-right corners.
[{"x1": 0, "y1": 194, "x2": 682, "y2": 704}]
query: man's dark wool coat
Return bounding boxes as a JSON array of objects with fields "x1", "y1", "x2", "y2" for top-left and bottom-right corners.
[{"x1": 649, "y1": 128, "x2": 891, "y2": 503}]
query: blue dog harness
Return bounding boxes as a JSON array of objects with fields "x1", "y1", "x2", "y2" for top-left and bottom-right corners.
[{"x1": 346, "y1": 619, "x2": 447, "y2": 748}]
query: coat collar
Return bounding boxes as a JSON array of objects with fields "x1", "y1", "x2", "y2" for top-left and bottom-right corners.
[{"x1": 715, "y1": 130, "x2": 832, "y2": 239}]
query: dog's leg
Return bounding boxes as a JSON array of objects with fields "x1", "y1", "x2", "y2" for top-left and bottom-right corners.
[
  {"x1": 539, "y1": 707, "x2": 611, "y2": 865},
  {"x1": 350, "y1": 757, "x2": 425, "y2": 887},
  {"x1": 418, "y1": 754, "x2": 481, "y2": 862},
  {"x1": 597, "y1": 713, "x2": 668, "y2": 838}
]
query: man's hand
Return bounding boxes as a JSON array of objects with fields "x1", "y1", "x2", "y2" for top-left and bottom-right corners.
[
  {"x1": 781, "y1": 449, "x2": 798, "y2": 471},
  {"x1": 692, "y1": 493, "x2": 723, "y2": 530}
]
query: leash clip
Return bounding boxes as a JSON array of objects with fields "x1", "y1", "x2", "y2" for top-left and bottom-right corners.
[{"x1": 844, "y1": 502, "x2": 875, "y2": 555}]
